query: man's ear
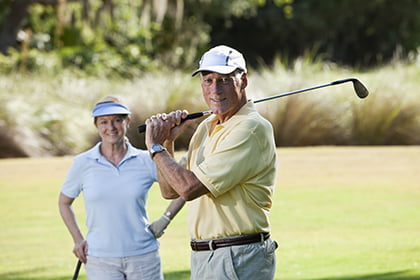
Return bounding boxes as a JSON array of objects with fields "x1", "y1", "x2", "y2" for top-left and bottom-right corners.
[{"x1": 241, "y1": 73, "x2": 248, "y2": 89}]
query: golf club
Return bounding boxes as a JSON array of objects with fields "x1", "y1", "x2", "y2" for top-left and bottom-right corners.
[
  {"x1": 137, "y1": 77, "x2": 368, "y2": 133},
  {"x1": 72, "y1": 260, "x2": 82, "y2": 280}
]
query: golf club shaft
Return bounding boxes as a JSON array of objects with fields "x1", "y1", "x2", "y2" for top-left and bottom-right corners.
[
  {"x1": 254, "y1": 78, "x2": 356, "y2": 103},
  {"x1": 137, "y1": 78, "x2": 367, "y2": 133}
]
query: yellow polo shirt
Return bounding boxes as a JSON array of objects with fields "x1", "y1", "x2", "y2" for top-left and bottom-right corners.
[{"x1": 182, "y1": 101, "x2": 277, "y2": 240}]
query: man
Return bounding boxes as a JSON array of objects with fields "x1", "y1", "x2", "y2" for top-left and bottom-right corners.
[{"x1": 145, "y1": 45, "x2": 278, "y2": 280}]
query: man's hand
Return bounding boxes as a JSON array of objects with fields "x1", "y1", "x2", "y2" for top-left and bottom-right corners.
[
  {"x1": 145, "y1": 110, "x2": 192, "y2": 149},
  {"x1": 165, "y1": 110, "x2": 192, "y2": 142}
]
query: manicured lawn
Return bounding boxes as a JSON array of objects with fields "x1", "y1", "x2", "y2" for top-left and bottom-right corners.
[{"x1": 0, "y1": 146, "x2": 419, "y2": 280}]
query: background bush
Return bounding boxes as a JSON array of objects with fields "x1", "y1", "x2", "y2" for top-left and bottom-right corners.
[
  {"x1": 1, "y1": 56, "x2": 419, "y2": 158},
  {"x1": 1, "y1": 0, "x2": 419, "y2": 157}
]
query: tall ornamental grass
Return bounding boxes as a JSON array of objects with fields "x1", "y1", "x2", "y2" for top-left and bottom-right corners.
[{"x1": 0, "y1": 57, "x2": 419, "y2": 157}]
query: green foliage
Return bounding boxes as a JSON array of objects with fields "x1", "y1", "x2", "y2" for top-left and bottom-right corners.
[
  {"x1": 206, "y1": 0, "x2": 420, "y2": 68},
  {"x1": 28, "y1": 4, "x2": 56, "y2": 48},
  {"x1": 0, "y1": 0, "x2": 12, "y2": 26},
  {"x1": 2, "y1": 0, "x2": 419, "y2": 77},
  {"x1": 0, "y1": 48, "x2": 62, "y2": 74},
  {"x1": 0, "y1": 48, "x2": 19, "y2": 72},
  {"x1": 0, "y1": 1, "x2": 173, "y2": 77}
]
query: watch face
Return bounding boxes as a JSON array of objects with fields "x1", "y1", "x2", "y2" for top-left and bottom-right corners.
[
  {"x1": 152, "y1": 144, "x2": 163, "y2": 152},
  {"x1": 150, "y1": 144, "x2": 165, "y2": 158}
]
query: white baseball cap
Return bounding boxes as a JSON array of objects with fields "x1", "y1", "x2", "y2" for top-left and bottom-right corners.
[{"x1": 192, "y1": 45, "x2": 247, "y2": 76}]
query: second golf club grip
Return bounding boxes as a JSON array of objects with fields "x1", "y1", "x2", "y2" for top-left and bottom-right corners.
[
  {"x1": 72, "y1": 260, "x2": 82, "y2": 280},
  {"x1": 137, "y1": 112, "x2": 205, "y2": 133}
]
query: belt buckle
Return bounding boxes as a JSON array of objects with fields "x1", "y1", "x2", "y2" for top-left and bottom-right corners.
[
  {"x1": 208, "y1": 239, "x2": 215, "y2": 251},
  {"x1": 260, "y1": 233, "x2": 266, "y2": 245}
]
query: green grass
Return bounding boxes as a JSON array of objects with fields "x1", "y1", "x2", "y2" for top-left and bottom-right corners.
[{"x1": 0, "y1": 147, "x2": 419, "y2": 280}]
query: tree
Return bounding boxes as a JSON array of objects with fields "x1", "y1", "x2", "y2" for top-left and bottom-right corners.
[
  {"x1": 1, "y1": 0, "x2": 419, "y2": 74},
  {"x1": 206, "y1": 0, "x2": 420, "y2": 67},
  {"x1": 0, "y1": 0, "x2": 32, "y2": 54}
]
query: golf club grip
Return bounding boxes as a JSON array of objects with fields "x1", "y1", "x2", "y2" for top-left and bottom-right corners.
[
  {"x1": 137, "y1": 112, "x2": 205, "y2": 133},
  {"x1": 72, "y1": 260, "x2": 82, "y2": 280}
]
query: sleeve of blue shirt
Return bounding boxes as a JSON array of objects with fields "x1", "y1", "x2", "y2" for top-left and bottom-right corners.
[{"x1": 61, "y1": 155, "x2": 85, "y2": 198}]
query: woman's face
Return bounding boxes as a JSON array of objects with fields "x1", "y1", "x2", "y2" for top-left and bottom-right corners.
[{"x1": 95, "y1": 115, "x2": 130, "y2": 145}]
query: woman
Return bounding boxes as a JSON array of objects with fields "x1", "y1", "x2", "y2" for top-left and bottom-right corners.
[{"x1": 58, "y1": 96, "x2": 182, "y2": 280}]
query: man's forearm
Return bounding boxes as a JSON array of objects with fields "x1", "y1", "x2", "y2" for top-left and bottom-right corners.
[
  {"x1": 157, "y1": 167, "x2": 180, "y2": 198},
  {"x1": 154, "y1": 150, "x2": 189, "y2": 198},
  {"x1": 153, "y1": 150, "x2": 207, "y2": 200},
  {"x1": 156, "y1": 140, "x2": 181, "y2": 198}
]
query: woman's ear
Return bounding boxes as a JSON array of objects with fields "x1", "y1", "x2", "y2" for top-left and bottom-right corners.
[{"x1": 126, "y1": 116, "x2": 132, "y2": 128}]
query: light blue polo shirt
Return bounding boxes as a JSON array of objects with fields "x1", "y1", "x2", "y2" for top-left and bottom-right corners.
[{"x1": 61, "y1": 142, "x2": 159, "y2": 258}]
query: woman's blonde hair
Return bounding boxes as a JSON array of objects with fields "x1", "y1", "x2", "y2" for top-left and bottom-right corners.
[
  {"x1": 93, "y1": 95, "x2": 131, "y2": 124},
  {"x1": 95, "y1": 95, "x2": 123, "y2": 105}
]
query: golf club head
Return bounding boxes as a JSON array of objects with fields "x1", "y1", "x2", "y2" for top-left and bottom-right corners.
[
  {"x1": 331, "y1": 78, "x2": 369, "y2": 99},
  {"x1": 352, "y1": 79, "x2": 369, "y2": 99}
]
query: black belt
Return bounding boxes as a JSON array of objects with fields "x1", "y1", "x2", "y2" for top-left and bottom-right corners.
[{"x1": 190, "y1": 233, "x2": 270, "y2": 251}]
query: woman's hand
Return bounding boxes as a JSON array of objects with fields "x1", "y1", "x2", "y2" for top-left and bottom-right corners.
[{"x1": 73, "y1": 240, "x2": 88, "y2": 264}]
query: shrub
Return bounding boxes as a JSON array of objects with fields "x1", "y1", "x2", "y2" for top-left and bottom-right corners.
[{"x1": 0, "y1": 57, "x2": 419, "y2": 158}]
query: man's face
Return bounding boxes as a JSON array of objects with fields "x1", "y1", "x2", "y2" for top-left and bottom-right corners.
[{"x1": 200, "y1": 71, "x2": 248, "y2": 123}]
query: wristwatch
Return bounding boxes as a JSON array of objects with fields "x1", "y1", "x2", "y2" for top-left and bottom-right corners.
[{"x1": 149, "y1": 144, "x2": 167, "y2": 159}]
